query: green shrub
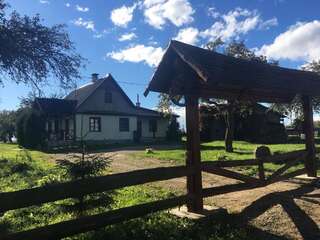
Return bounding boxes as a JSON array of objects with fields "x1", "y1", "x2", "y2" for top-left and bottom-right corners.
[{"x1": 16, "y1": 109, "x2": 46, "y2": 149}]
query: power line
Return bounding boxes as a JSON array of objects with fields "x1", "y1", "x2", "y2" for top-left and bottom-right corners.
[{"x1": 81, "y1": 76, "x2": 148, "y2": 86}]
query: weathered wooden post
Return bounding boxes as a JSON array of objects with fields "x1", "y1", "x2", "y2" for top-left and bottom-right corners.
[
  {"x1": 185, "y1": 96, "x2": 203, "y2": 212},
  {"x1": 302, "y1": 95, "x2": 317, "y2": 177}
]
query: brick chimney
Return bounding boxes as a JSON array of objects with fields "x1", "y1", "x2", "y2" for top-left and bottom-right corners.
[{"x1": 92, "y1": 73, "x2": 99, "y2": 82}]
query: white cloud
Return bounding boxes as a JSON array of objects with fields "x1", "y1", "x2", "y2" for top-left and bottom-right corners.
[
  {"x1": 119, "y1": 32, "x2": 137, "y2": 41},
  {"x1": 72, "y1": 18, "x2": 95, "y2": 31},
  {"x1": 110, "y1": 4, "x2": 137, "y2": 28},
  {"x1": 174, "y1": 27, "x2": 199, "y2": 45},
  {"x1": 258, "y1": 21, "x2": 320, "y2": 61},
  {"x1": 200, "y1": 8, "x2": 261, "y2": 42},
  {"x1": 76, "y1": 4, "x2": 89, "y2": 12},
  {"x1": 107, "y1": 44, "x2": 164, "y2": 67},
  {"x1": 93, "y1": 29, "x2": 109, "y2": 39},
  {"x1": 259, "y1": 17, "x2": 278, "y2": 30},
  {"x1": 65, "y1": 3, "x2": 71, "y2": 7},
  {"x1": 39, "y1": 0, "x2": 49, "y2": 4},
  {"x1": 208, "y1": 7, "x2": 219, "y2": 18},
  {"x1": 142, "y1": 0, "x2": 194, "y2": 29}
]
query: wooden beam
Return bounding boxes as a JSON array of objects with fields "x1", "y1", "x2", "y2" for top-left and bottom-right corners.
[
  {"x1": 202, "y1": 182, "x2": 263, "y2": 198},
  {"x1": 201, "y1": 160, "x2": 259, "y2": 168},
  {"x1": 185, "y1": 96, "x2": 203, "y2": 212},
  {"x1": 2, "y1": 196, "x2": 187, "y2": 240},
  {"x1": 202, "y1": 166, "x2": 260, "y2": 184},
  {"x1": 267, "y1": 168, "x2": 307, "y2": 184},
  {"x1": 302, "y1": 95, "x2": 317, "y2": 177},
  {"x1": 267, "y1": 158, "x2": 302, "y2": 183},
  {"x1": 0, "y1": 166, "x2": 192, "y2": 213}
]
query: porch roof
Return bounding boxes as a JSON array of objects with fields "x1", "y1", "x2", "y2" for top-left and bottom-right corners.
[{"x1": 34, "y1": 98, "x2": 77, "y2": 116}]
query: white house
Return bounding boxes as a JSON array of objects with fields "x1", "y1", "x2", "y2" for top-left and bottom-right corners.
[{"x1": 33, "y1": 74, "x2": 174, "y2": 146}]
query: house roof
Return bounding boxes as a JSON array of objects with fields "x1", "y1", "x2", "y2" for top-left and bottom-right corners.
[
  {"x1": 34, "y1": 98, "x2": 77, "y2": 116},
  {"x1": 64, "y1": 74, "x2": 171, "y2": 118},
  {"x1": 200, "y1": 103, "x2": 285, "y2": 118},
  {"x1": 144, "y1": 40, "x2": 320, "y2": 103}
]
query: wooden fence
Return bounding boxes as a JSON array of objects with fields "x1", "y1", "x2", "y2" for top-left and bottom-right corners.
[{"x1": 0, "y1": 149, "x2": 312, "y2": 240}]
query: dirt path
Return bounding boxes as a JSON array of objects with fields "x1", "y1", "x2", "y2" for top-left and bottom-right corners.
[{"x1": 53, "y1": 148, "x2": 320, "y2": 240}]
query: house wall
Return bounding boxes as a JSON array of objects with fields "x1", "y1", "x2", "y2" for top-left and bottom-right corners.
[
  {"x1": 77, "y1": 80, "x2": 137, "y2": 114},
  {"x1": 75, "y1": 114, "x2": 137, "y2": 141},
  {"x1": 140, "y1": 117, "x2": 169, "y2": 139}
]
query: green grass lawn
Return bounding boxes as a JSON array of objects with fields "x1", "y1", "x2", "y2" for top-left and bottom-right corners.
[
  {"x1": 0, "y1": 141, "x2": 317, "y2": 239},
  {"x1": 134, "y1": 140, "x2": 314, "y2": 176},
  {"x1": 136, "y1": 140, "x2": 306, "y2": 162},
  {"x1": 0, "y1": 143, "x2": 256, "y2": 240}
]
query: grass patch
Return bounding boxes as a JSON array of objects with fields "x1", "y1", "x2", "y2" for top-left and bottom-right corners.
[
  {"x1": 0, "y1": 143, "x2": 257, "y2": 239},
  {"x1": 134, "y1": 140, "x2": 313, "y2": 176}
]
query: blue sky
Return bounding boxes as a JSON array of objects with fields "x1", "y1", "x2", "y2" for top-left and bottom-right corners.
[{"x1": 2, "y1": 0, "x2": 320, "y2": 123}]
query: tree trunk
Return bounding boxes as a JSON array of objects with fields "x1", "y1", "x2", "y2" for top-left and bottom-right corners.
[{"x1": 225, "y1": 104, "x2": 234, "y2": 153}]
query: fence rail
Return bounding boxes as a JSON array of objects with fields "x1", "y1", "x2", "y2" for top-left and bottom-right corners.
[
  {"x1": 0, "y1": 149, "x2": 314, "y2": 240},
  {"x1": 0, "y1": 165, "x2": 192, "y2": 213},
  {"x1": 3, "y1": 196, "x2": 187, "y2": 240}
]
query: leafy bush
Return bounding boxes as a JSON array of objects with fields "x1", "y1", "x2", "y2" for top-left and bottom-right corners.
[{"x1": 16, "y1": 109, "x2": 46, "y2": 149}]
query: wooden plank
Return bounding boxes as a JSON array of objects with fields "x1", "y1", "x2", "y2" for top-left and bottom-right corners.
[
  {"x1": 302, "y1": 95, "x2": 317, "y2": 177},
  {"x1": 267, "y1": 157, "x2": 302, "y2": 183},
  {"x1": 267, "y1": 168, "x2": 307, "y2": 184},
  {"x1": 201, "y1": 160, "x2": 259, "y2": 168},
  {"x1": 2, "y1": 195, "x2": 187, "y2": 240},
  {"x1": 185, "y1": 96, "x2": 203, "y2": 212},
  {"x1": 262, "y1": 150, "x2": 307, "y2": 164},
  {"x1": 202, "y1": 166, "x2": 260, "y2": 184},
  {"x1": 0, "y1": 166, "x2": 192, "y2": 213},
  {"x1": 202, "y1": 182, "x2": 264, "y2": 198}
]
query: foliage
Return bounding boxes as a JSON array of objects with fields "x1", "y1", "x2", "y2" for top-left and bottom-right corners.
[
  {"x1": 0, "y1": 0, "x2": 84, "y2": 90},
  {"x1": 203, "y1": 39, "x2": 277, "y2": 152},
  {"x1": 157, "y1": 93, "x2": 174, "y2": 116},
  {"x1": 56, "y1": 148, "x2": 113, "y2": 217},
  {"x1": 166, "y1": 117, "x2": 182, "y2": 142},
  {"x1": 16, "y1": 108, "x2": 46, "y2": 149},
  {"x1": 0, "y1": 110, "x2": 16, "y2": 142},
  {"x1": 271, "y1": 60, "x2": 320, "y2": 119}
]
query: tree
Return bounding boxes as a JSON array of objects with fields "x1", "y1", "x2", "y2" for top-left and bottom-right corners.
[
  {"x1": 157, "y1": 93, "x2": 174, "y2": 115},
  {"x1": 56, "y1": 149, "x2": 113, "y2": 217},
  {"x1": 0, "y1": 110, "x2": 16, "y2": 142},
  {"x1": 205, "y1": 40, "x2": 276, "y2": 152},
  {"x1": 16, "y1": 108, "x2": 46, "y2": 148},
  {"x1": 0, "y1": 1, "x2": 84, "y2": 92},
  {"x1": 271, "y1": 60, "x2": 320, "y2": 121}
]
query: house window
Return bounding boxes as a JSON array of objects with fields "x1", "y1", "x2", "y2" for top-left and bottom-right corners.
[
  {"x1": 89, "y1": 117, "x2": 101, "y2": 132},
  {"x1": 119, "y1": 118, "x2": 129, "y2": 132},
  {"x1": 149, "y1": 119, "x2": 157, "y2": 132},
  {"x1": 105, "y1": 91, "x2": 112, "y2": 103}
]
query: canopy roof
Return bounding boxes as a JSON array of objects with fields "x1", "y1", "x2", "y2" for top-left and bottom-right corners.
[{"x1": 145, "y1": 40, "x2": 320, "y2": 103}]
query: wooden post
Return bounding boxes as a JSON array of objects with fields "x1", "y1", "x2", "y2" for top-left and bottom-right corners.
[
  {"x1": 257, "y1": 157, "x2": 266, "y2": 183},
  {"x1": 185, "y1": 96, "x2": 203, "y2": 213},
  {"x1": 302, "y1": 95, "x2": 317, "y2": 177}
]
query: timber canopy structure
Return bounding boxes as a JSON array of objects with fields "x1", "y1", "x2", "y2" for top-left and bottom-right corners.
[{"x1": 145, "y1": 40, "x2": 320, "y2": 212}]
